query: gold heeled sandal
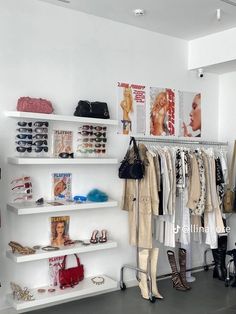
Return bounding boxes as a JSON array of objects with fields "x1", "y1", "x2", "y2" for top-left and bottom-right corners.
[{"x1": 8, "y1": 241, "x2": 36, "y2": 255}]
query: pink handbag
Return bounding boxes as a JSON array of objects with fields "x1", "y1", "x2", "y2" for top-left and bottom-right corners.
[{"x1": 17, "y1": 97, "x2": 54, "y2": 114}]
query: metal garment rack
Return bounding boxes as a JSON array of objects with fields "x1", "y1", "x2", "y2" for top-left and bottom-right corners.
[{"x1": 120, "y1": 136, "x2": 228, "y2": 301}]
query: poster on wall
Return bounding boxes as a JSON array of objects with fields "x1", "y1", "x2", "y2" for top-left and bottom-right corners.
[
  {"x1": 179, "y1": 91, "x2": 201, "y2": 137},
  {"x1": 117, "y1": 82, "x2": 146, "y2": 135},
  {"x1": 150, "y1": 87, "x2": 175, "y2": 136}
]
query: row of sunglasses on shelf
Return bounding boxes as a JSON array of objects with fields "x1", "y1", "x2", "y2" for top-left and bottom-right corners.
[
  {"x1": 77, "y1": 125, "x2": 107, "y2": 155},
  {"x1": 16, "y1": 121, "x2": 49, "y2": 154}
]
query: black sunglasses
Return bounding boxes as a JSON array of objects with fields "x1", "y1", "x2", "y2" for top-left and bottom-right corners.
[
  {"x1": 93, "y1": 132, "x2": 106, "y2": 137},
  {"x1": 16, "y1": 134, "x2": 32, "y2": 139},
  {"x1": 34, "y1": 121, "x2": 49, "y2": 127},
  {"x1": 16, "y1": 146, "x2": 32, "y2": 153},
  {"x1": 17, "y1": 121, "x2": 32, "y2": 127},
  {"x1": 17, "y1": 128, "x2": 32, "y2": 133},
  {"x1": 33, "y1": 140, "x2": 48, "y2": 146},
  {"x1": 34, "y1": 146, "x2": 48, "y2": 153},
  {"x1": 15, "y1": 141, "x2": 32, "y2": 146},
  {"x1": 78, "y1": 131, "x2": 93, "y2": 136},
  {"x1": 59, "y1": 152, "x2": 74, "y2": 158},
  {"x1": 33, "y1": 134, "x2": 48, "y2": 139},
  {"x1": 80, "y1": 125, "x2": 107, "y2": 131},
  {"x1": 94, "y1": 138, "x2": 107, "y2": 143},
  {"x1": 95, "y1": 143, "x2": 106, "y2": 148}
]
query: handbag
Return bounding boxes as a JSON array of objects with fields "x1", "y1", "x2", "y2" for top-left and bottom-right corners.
[
  {"x1": 59, "y1": 254, "x2": 84, "y2": 289},
  {"x1": 118, "y1": 137, "x2": 145, "y2": 180},
  {"x1": 17, "y1": 97, "x2": 54, "y2": 114},
  {"x1": 223, "y1": 140, "x2": 236, "y2": 213},
  {"x1": 74, "y1": 100, "x2": 110, "y2": 119}
]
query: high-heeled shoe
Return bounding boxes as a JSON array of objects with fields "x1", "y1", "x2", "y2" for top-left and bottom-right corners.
[
  {"x1": 10, "y1": 282, "x2": 34, "y2": 301},
  {"x1": 90, "y1": 230, "x2": 99, "y2": 244},
  {"x1": 8, "y1": 241, "x2": 36, "y2": 255},
  {"x1": 99, "y1": 230, "x2": 108, "y2": 243}
]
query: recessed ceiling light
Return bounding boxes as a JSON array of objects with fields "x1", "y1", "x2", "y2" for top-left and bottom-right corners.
[
  {"x1": 133, "y1": 9, "x2": 145, "y2": 17},
  {"x1": 57, "y1": 0, "x2": 71, "y2": 4}
]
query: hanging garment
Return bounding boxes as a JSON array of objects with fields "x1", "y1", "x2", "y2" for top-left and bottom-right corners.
[
  {"x1": 195, "y1": 151, "x2": 206, "y2": 215},
  {"x1": 122, "y1": 144, "x2": 159, "y2": 249}
]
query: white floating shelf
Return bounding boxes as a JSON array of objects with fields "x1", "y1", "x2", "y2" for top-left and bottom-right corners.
[
  {"x1": 7, "y1": 199, "x2": 118, "y2": 215},
  {"x1": 7, "y1": 275, "x2": 118, "y2": 312},
  {"x1": 5, "y1": 111, "x2": 118, "y2": 126},
  {"x1": 6, "y1": 240, "x2": 117, "y2": 263},
  {"x1": 7, "y1": 157, "x2": 118, "y2": 165}
]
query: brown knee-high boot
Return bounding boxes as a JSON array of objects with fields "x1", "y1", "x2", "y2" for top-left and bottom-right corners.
[
  {"x1": 179, "y1": 248, "x2": 191, "y2": 290},
  {"x1": 167, "y1": 250, "x2": 187, "y2": 291}
]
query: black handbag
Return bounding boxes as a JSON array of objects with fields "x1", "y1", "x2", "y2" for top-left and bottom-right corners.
[
  {"x1": 119, "y1": 137, "x2": 145, "y2": 180},
  {"x1": 74, "y1": 100, "x2": 110, "y2": 119}
]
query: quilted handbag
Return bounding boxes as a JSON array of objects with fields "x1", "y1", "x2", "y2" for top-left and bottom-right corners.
[
  {"x1": 17, "y1": 97, "x2": 54, "y2": 114},
  {"x1": 59, "y1": 254, "x2": 84, "y2": 289},
  {"x1": 118, "y1": 137, "x2": 145, "y2": 180},
  {"x1": 74, "y1": 100, "x2": 110, "y2": 119}
]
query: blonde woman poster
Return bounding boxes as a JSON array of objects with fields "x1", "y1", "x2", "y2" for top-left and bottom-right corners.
[
  {"x1": 117, "y1": 82, "x2": 146, "y2": 135},
  {"x1": 179, "y1": 91, "x2": 201, "y2": 137},
  {"x1": 150, "y1": 87, "x2": 175, "y2": 136}
]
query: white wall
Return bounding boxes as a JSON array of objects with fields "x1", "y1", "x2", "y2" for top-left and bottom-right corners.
[
  {"x1": 0, "y1": 0, "x2": 219, "y2": 309},
  {"x1": 189, "y1": 27, "x2": 236, "y2": 70},
  {"x1": 219, "y1": 72, "x2": 236, "y2": 249}
]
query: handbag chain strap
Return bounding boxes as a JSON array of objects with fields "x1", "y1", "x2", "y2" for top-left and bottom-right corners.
[{"x1": 228, "y1": 140, "x2": 236, "y2": 189}]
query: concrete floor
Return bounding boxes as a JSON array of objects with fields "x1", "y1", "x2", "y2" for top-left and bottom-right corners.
[{"x1": 29, "y1": 271, "x2": 236, "y2": 314}]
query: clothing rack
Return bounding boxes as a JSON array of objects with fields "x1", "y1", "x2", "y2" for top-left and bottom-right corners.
[{"x1": 120, "y1": 136, "x2": 228, "y2": 300}]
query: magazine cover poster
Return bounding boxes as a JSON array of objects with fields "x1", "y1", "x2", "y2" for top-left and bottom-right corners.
[
  {"x1": 53, "y1": 130, "x2": 73, "y2": 157},
  {"x1": 50, "y1": 216, "x2": 70, "y2": 247},
  {"x1": 117, "y1": 82, "x2": 146, "y2": 135},
  {"x1": 52, "y1": 173, "x2": 72, "y2": 201},
  {"x1": 150, "y1": 87, "x2": 175, "y2": 136},
  {"x1": 49, "y1": 256, "x2": 64, "y2": 286},
  {"x1": 179, "y1": 91, "x2": 201, "y2": 137}
]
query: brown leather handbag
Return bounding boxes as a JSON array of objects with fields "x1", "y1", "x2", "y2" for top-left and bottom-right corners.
[
  {"x1": 223, "y1": 141, "x2": 236, "y2": 213},
  {"x1": 59, "y1": 254, "x2": 84, "y2": 289}
]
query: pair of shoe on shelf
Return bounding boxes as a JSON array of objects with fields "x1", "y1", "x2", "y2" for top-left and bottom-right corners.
[
  {"x1": 8, "y1": 241, "x2": 36, "y2": 255},
  {"x1": 90, "y1": 230, "x2": 108, "y2": 244},
  {"x1": 167, "y1": 248, "x2": 191, "y2": 291}
]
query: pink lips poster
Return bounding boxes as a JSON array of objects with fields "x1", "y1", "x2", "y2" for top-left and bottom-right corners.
[{"x1": 179, "y1": 91, "x2": 201, "y2": 138}]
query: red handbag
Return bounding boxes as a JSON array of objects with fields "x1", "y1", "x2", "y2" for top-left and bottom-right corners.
[
  {"x1": 59, "y1": 254, "x2": 84, "y2": 289},
  {"x1": 17, "y1": 97, "x2": 54, "y2": 114}
]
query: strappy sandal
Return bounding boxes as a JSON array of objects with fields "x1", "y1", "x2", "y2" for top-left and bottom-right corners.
[
  {"x1": 99, "y1": 230, "x2": 108, "y2": 243},
  {"x1": 90, "y1": 230, "x2": 99, "y2": 244}
]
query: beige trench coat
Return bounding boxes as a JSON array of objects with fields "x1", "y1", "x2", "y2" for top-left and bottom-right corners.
[{"x1": 122, "y1": 144, "x2": 159, "y2": 249}]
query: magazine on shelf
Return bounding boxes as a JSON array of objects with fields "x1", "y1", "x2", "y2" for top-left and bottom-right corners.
[
  {"x1": 50, "y1": 216, "x2": 70, "y2": 247},
  {"x1": 52, "y1": 172, "x2": 72, "y2": 201},
  {"x1": 52, "y1": 130, "x2": 73, "y2": 157},
  {"x1": 48, "y1": 256, "x2": 64, "y2": 286}
]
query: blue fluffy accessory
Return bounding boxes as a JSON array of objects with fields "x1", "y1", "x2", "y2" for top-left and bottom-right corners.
[{"x1": 87, "y1": 189, "x2": 108, "y2": 202}]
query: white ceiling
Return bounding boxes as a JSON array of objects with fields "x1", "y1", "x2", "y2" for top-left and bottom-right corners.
[{"x1": 38, "y1": 0, "x2": 236, "y2": 40}]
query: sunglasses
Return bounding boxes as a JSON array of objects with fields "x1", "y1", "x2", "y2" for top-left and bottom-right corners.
[
  {"x1": 34, "y1": 121, "x2": 49, "y2": 127},
  {"x1": 95, "y1": 143, "x2": 106, "y2": 148},
  {"x1": 59, "y1": 152, "x2": 74, "y2": 158},
  {"x1": 77, "y1": 148, "x2": 94, "y2": 154},
  {"x1": 15, "y1": 141, "x2": 32, "y2": 146},
  {"x1": 93, "y1": 132, "x2": 106, "y2": 137},
  {"x1": 94, "y1": 138, "x2": 107, "y2": 143},
  {"x1": 77, "y1": 138, "x2": 94, "y2": 143},
  {"x1": 11, "y1": 176, "x2": 31, "y2": 184},
  {"x1": 16, "y1": 146, "x2": 32, "y2": 153},
  {"x1": 16, "y1": 134, "x2": 32, "y2": 140},
  {"x1": 33, "y1": 140, "x2": 48, "y2": 146},
  {"x1": 80, "y1": 125, "x2": 107, "y2": 131},
  {"x1": 14, "y1": 195, "x2": 33, "y2": 202},
  {"x1": 94, "y1": 149, "x2": 106, "y2": 154},
  {"x1": 78, "y1": 143, "x2": 93, "y2": 148},
  {"x1": 12, "y1": 182, "x2": 32, "y2": 190},
  {"x1": 33, "y1": 134, "x2": 48, "y2": 139},
  {"x1": 78, "y1": 131, "x2": 93, "y2": 136},
  {"x1": 17, "y1": 121, "x2": 32, "y2": 127},
  {"x1": 34, "y1": 146, "x2": 48, "y2": 153},
  {"x1": 13, "y1": 188, "x2": 33, "y2": 194},
  {"x1": 34, "y1": 127, "x2": 48, "y2": 133},
  {"x1": 17, "y1": 128, "x2": 32, "y2": 133}
]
